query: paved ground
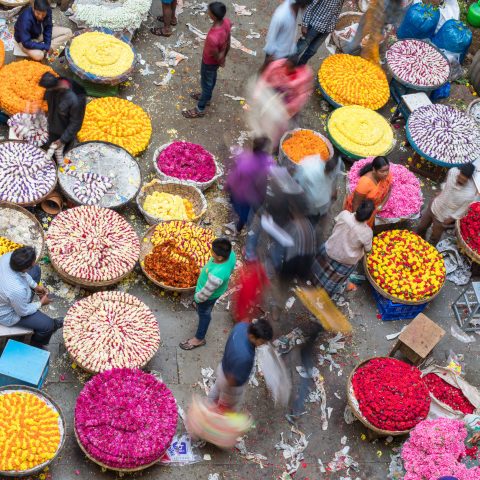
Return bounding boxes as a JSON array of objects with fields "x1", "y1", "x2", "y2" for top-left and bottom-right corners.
[{"x1": 0, "y1": 2, "x2": 479, "y2": 480}]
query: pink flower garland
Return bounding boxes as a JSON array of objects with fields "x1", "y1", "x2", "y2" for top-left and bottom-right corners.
[
  {"x1": 75, "y1": 368, "x2": 178, "y2": 469},
  {"x1": 348, "y1": 158, "x2": 422, "y2": 218},
  {"x1": 156, "y1": 141, "x2": 216, "y2": 182},
  {"x1": 402, "y1": 418, "x2": 480, "y2": 480}
]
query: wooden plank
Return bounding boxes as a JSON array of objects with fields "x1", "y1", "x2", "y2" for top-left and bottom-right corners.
[{"x1": 398, "y1": 313, "x2": 445, "y2": 358}]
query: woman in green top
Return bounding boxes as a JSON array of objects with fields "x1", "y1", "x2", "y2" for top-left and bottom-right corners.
[{"x1": 180, "y1": 238, "x2": 236, "y2": 350}]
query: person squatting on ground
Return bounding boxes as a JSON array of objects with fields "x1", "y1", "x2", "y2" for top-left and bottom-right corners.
[
  {"x1": 0, "y1": 247, "x2": 63, "y2": 348},
  {"x1": 180, "y1": 238, "x2": 236, "y2": 350},
  {"x1": 182, "y1": 2, "x2": 231, "y2": 118}
]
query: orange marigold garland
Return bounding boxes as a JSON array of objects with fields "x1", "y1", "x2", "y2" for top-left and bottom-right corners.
[
  {"x1": 282, "y1": 129, "x2": 331, "y2": 163},
  {"x1": 0, "y1": 60, "x2": 54, "y2": 115},
  {"x1": 0, "y1": 40, "x2": 5, "y2": 69}
]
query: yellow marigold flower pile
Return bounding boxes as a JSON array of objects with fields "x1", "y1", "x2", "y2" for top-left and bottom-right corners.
[
  {"x1": 0, "y1": 61, "x2": 54, "y2": 115},
  {"x1": 282, "y1": 129, "x2": 331, "y2": 163},
  {"x1": 367, "y1": 230, "x2": 446, "y2": 302},
  {"x1": 0, "y1": 392, "x2": 61, "y2": 471},
  {"x1": 144, "y1": 191, "x2": 194, "y2": 221},
  {"x1": 319, "y1": 54, "x2": 389, "y2": 110},
  {"x1": 69, "y1": 32, "x2": 134, "y2": 78},
  {"x1": 0, "y1": 236, "x2": 22, "y2": 256},
  {"x1": 78, "y1": 97, "x2": 152, "y2": 156},
  {"x1": 328, "y1": 105, "x2": 393, "y2": 157}
]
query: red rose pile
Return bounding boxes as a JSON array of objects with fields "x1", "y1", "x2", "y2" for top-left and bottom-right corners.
[
  {"x1": 460, "y1": 202, "x2": 480, "y2": 255},
  {"x1": 352, "y1": 357, "x2": 430, "y2": 431},
  {"x1": 423, "y1": 373, "x2": 475, "y2": 415}
]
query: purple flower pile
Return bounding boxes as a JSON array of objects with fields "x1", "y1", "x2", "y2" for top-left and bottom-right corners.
[
  {"x1": 156, "y1": 141, "x2": 216, "y2": 183},
  {"x1": 75, "y1": 368, "x2": 178, "y2": 470}
]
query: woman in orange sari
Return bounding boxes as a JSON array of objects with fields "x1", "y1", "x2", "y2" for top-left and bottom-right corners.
[{"x1": 344, "y1": 156, "x2": 392, "y2": 227}]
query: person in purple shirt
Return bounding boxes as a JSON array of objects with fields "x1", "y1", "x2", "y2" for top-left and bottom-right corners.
[{"x1": 226, "y1": 137, "x2": 274, "y2": 233}]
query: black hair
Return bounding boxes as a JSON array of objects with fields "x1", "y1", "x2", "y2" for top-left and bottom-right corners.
[
  {"x1": 212, "y1": 238, "x2": 232, "y2": 259},
  {"x1": 10, "y1": 246, "x2": 36, "y2": 272},
  {"x1": 34, "y1": 0, "x2": 50, "y2": 12},
  {"x1": 208, "y1": 1, "x2": 226, "y2": 20},
  {"x1": 286, "y1": 54, "x2": 300, "y2": 67},
  {"x1": 359, "y1": 156, "x2": 390, "y2": 177},
  {"x1": 459, "y1": 162, "x2": 475, "y2": 179},
  {"x1": 252, "y1": 136, "x2": 270, "y2": 153},
  {"x1": 325, "y1": 154, "x2": 339, "y2": 174},
  {"x1": 355, "y1": 199, "x2": 375, "y2": 222},
  {"x1": 248, "y1": 318, "x2": 273, "y2": 341},
  {"x1": 39, "y1": 72, "x2": 59, "y2": 89}
]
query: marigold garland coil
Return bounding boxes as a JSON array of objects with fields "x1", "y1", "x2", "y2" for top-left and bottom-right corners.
[
  {"x1": 69, "y1": 32, "x2": 134, "y2": 78},
  {"x1": 318, "y1": 54, "x2": 389, "y2": 110},
  {"x1": 143, "y1": 191, "x2": 194, "y2": 221},
  {"x1": 0, "y1": 236, "x2": 22, "y2": 256},
  {"x1": 77, "y1": 97, "x2": 152, "y2": 156},
  {"x1": 0, "y1": 60, "x2": 54, "y2": 116},
  {"x1": 0, "y1": 40, "x2": 5, "y2": 69},
  {"x1": 367, "y1": 230, "x2": 445, "y2": 302},
  {"x1": 282, "y1": 130, "x2": 330, "y2": 163},
  {"x1": 0, "y1": 392, "x2": 61, "y2": 472}
]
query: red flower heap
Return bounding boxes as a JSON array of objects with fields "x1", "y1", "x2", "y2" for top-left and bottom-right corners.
[
  {"x1": 423, "y1": 373, "x2": 475, "y2": 415},
  {"x1": 460, "y1": 202, "x2": 480, "y2": 255},
  {"x1": 352, "y1": 358, "x2": 430, "y2": 431}
]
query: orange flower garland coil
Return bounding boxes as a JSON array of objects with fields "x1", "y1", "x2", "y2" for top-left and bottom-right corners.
[
  {"x1": 0, "y1": 392, "x2": 61, "y2": 472},
  {"x1": 282, "y1": 130, "x2": 330, "y2": 163},
  {"x1": 318, "y1": 54, "x2": 389, "y2": 110},
  {"x1": 0, "y1": 40, "x2": 5, "y2": 69},
  {"x1": 0, "y1": 60, "x2": 54, "y2": 116}
]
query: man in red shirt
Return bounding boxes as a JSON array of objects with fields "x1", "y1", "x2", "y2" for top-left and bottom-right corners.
[{"x1": 182, "y1": 2, "x2": 231, "y2": 118}]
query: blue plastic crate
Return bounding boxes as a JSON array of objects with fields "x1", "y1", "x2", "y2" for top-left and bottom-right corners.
[
  {"x1": 371, "y1": 287, "x2": 427, "y2": 321},
  {"x1": 0, "y1": 340, "x2": 50, "y2": 388}
]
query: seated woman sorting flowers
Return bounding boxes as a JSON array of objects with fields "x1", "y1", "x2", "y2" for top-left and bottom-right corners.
[
  {"x1": 14, "y1": 0, "x2": 72, "y2": 62},
  {"x1": 0, "y1": 246, "x2": 62, "y2": 348},
  {"x1": 344, "y1": 156, "x2": 392, "y2": 227}
]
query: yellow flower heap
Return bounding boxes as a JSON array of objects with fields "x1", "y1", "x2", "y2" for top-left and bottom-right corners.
[
  {"x1": 143, "y1": 192, "x2": 194, "y2": 221},
  {"x1": 69, "y1": 32, "x2": 134, "y2": 78},
  {"x1": 328, "y1": 105, "x2": 393, "y2": 157},
  {"x1": 318, "y1": 54, "x2": 389, "y2": 110},
  {"x1": 367, "y1": 230, "x2": 446, "y2": 302},
  {"x1": 78, "y1": 97, "x2": 152, "y2": 156},
  {"x1": 0, "y1": 236, "x2": 22, "y2": 256},
  {"x1": 0, "y1": 392, "x2": 61, "y2": 471}
]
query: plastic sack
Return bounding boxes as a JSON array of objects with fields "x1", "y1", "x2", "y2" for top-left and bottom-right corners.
[
  {"x1": 332, "y1": 12, "x2": 363, "y2": 51},
  {"x1": 397, "y1": 3, "x2": 440, "y2": 39},
  {"x1": 432, "y1": 19, "x2": 472, "y2": 59},
  {"x1": 431, "y1": 81, "x2": 451, "y2": 100}
]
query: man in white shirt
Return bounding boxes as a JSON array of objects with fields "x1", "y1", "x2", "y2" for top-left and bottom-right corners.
[
  {"x1": 263, "y1": 0, "x2": 312, "y2": 65},
  {"x1": 0, "y1": 247, "x2": 62, "y2": 347},
  {"x1": 417, "y1": 163, "x2": 478, "y2": 245}
]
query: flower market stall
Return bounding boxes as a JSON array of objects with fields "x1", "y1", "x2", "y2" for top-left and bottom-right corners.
[
  {"x1": 74, "y1": 368, "x2": 177, "y2": 472},
  {"x1": 46, "y1": 205, "x2": 140, "y2": 287},
  {"x1": 63, "y1": 292, "x2": 160, "y2": 373},
  {"x1": 348, "y1": 158, "x2": 423, "y2": 224},
  {"x1": 457, "y1": 201, "x2": 480, "y2": 264},
  {"x1": 0, "y1": 386, "x2": 66, "y2": 477},
  {"x1": 140, "y1": 220, "x2": 215, "y2": 291},
  {"x1": 58, "y1": 141, "x2": 141, "y2": 208},
  {"x1": 7, "y1": 113, "x2": 49, "y2": 147},
  {"x1": 326, "y1": 106, "x2": 394, "y2": 160}
]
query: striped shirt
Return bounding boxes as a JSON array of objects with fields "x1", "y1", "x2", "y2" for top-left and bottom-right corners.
[{"x1": 0, "y1": 253, "x2": 40, "y2": 326}]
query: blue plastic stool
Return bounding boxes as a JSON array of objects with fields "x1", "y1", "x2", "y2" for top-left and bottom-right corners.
[{"x1": 0, "y1": 340, "x2": 50, "y2": 388}]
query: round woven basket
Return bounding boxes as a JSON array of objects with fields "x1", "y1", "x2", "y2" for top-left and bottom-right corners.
[
  {"x1": 456, "y1": 218, "x2": 480, "y2": 265},
  {"x1": 363, "y1": 254, "x2": 445, "y2": 306},
  {"x1": 74, "y1": 426, "x2": 164, "y2": 473},
  {"x1": 0, "y1": 385, "x2": 66, "y2": 477},
  {"x1": 152, "y1": 143, "x2": 223, "y2": 191},
  {"x1": 0, "y1": 202, "x2": 44, "y2": 262},
  {"x1": 0, "y1": 0, "x2": 29, "y2": 7},
  {"x1": 65, "y1": 28, "x2": 137, "y2": 86},
  {"x1": 136, "y1": 179, "x2": 207, "y2": 225},
  {"x1": 0, "y1": 140, "x2": 57, "y2": 207},
  {"x1": 346, "y1": 357, "x2": 414, "y2": 437},
  {"x1": 278, "y1": 128, "x2": 334, "y2": 169},
  {"x1": 140, "y1": 221, "x2": 212, "y2": 292},
  {"x1": 467, "y1": 98, "x2": 480, "y2": 125}
]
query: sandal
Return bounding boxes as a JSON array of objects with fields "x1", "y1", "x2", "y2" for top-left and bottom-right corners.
[
  {"x1": 179, "y1": 339, "x2": 206, "y2": 350},
  {"x1": 182, "y1": 108, "x2": 205, "y2": 119},
  {"x1": 157, "y1": 15, "x2": 178, "y2": 25},
  {"x1": 190, "y1": 92, "x2": 210, "y2": 105},
  {"x1": 150, "y1": 27, "x2": 173, "y2": 37}
]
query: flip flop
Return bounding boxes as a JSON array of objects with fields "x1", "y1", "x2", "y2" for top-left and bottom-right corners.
[
  {"x1": 182, "y1": 108, "x2": 205, "y2": 119},
  {"x1": 157, "y1": 15, "x2": 178, "y2": 25},
  {"x1": 150, "y1": 27, "x2": 173, "y2": 37},
  {"x1": 179, "y1": 339, "x2": 206, "y2": 350}
]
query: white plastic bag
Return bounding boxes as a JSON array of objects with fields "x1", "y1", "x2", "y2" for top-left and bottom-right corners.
[{"x1": 257, "y1": 344, "x2": 291, "y2": 406}]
